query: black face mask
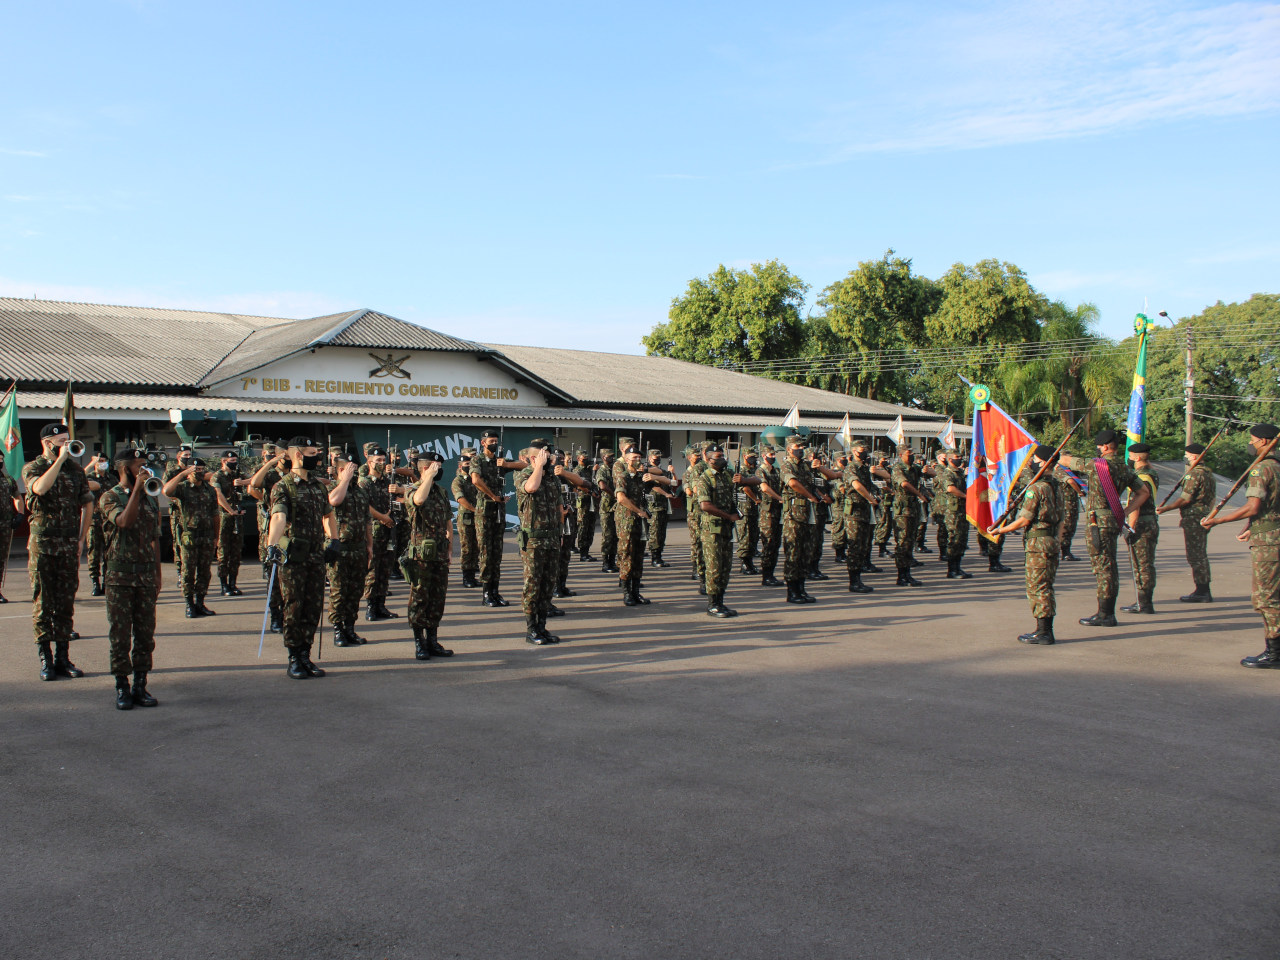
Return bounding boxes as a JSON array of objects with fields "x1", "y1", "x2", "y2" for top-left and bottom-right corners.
[{"x1": 300, "y1": 453, "x2": 323, "y2": 470}]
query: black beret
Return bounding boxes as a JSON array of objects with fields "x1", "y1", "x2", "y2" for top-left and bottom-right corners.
[
  {"x1": 419, "y1": 450, "x2": 444, "y2": 464},
  {"x1": 188, "y1": 457, "x2": 207, "y2": 469},
  {"x1": 288, "y1": 436, "x2": 316, "y2": 449},
  {"x1": 482, "y1": 429, "x2": 501, "y2": 439},
  {"x1": 40, "y1": 423, "x2": 67, "y2": 439},
  {"x1": 221, "y1": 450, "x2": 236, "y2": 459},
  {"x1": 704, "y1": 443, "x2": 723, "y2": 454},
  {"x1": 367, "y1": 446, "x2": 387, "y2": 457},
  {"x1": 1184, "y1": 443, "x2": 1206, "y2": 455},
  {"x1": 1250, "y1": 423, "x2": 1279, "y2": 440},
  {"x1": 1094, "y1": 428, "x2": 1119, "y2": 445},
  {"x1": 620, "y1": 444, "x2": 639, "y2": 455},
  {"x1": 113, "y1": 448, "x2": 143, "y2": 466},
  {"x1": 1033, "y1": 445, "x2": 1056, "y2": 461},
  {"x1": 529, "y1": 438, "x2": 549, "y2": 449},
  {"x1": 1128, "y1": 442, "x2": 1150, "y2": 454}
]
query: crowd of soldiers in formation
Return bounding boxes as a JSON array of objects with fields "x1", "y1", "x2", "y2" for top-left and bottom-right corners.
[{"x1": 8, "y1": 416, "x2": 1279, "y2": 713}]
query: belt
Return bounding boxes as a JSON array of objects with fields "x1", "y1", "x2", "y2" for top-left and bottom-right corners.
[
  {"x1": 107, "y1": 560, "x2": 156, "y2": 574},
  {"x1": 1025, "y1": 528, "x2": 1056, "y2": 540}
]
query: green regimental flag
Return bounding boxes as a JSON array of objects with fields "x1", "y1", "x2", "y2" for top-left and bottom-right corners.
[
  {"x1": 1124, "y1": 314, "x2": 1156, "y2": 454},
  {"x1": 61, "y1": 380, "x2": 76, "y2": 442},
  {"x1": 0, "y1": 382, "x2": 22, "y2": 479}
]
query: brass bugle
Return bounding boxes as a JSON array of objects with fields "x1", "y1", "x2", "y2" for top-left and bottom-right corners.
[
  {"x1": 66, "y1": 439, "x2": 85, "y2": 457},
  {"x1": 143, "y1": 476, "x2": 163, "y2": 497}
]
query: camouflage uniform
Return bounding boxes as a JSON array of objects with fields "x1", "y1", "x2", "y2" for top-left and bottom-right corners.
[
  {"x1": 169, "y1": 476, "x2": 219, "y2": 603},
  {"x1": 942, "y1": 463, "x2": 971, "y2": 567},
  {"x1": 614, "y1": 459, "x2": 648, "y2": 586},
  {"x1": 595, "y1": 458, "x2": 618, "y2": 568},
  {"x1": 404, "y1": 479, "x2": 452, "y2": 631},
  {"x1": 327, "y1": 477, "x2": 371, "y2": 632},
  {"x1": 647, "y1": 457, "x2": 672, "y2": 562},
  {"x1": 930, "y1": 460, "x2": 949, "y2": 555},
  {"x1": 1128, "y1": 467, "x2": 1159, "y2": 602},
  {"x1": 450, "y1": 460, "x2": 479, "y2": 581},
  {"x1": 557, "y1": 468, "x2": 576, "y2": 592},
  {"x1": 0, "y1": 467, "x2": 16, "y2": 593},
  {"x1": 889, "y1": 460, "x2": 924, "y2": 577},
  {"x1": 756, "y1": 457, "x2": 783, "y2": 582},
  {"x1": 471, "y1": 448, "x2": 507, "y2": 593},
  {"x1": 1244, "y1": 455, "x2": 1280, "y2": 638},
  {"x1": 24, "y1": 454, "x2": 93, "y2": 651},
  {"x1": 1055, "y1": 465, "x2": 1082, "y2": 557},
  {"x1": 734, "y1": 468, "x2": 759, "y2": 567},
  {"x1": 213, "y1": 466, "x2": 245, "y2": 589},
  {"x1": 1018, "y1": 474, "x2": 1062, "y2": 618},
  {"x1": 829, "y1": 470, "x2": 846, "y2": 560},
  {"x1": 162, "y1": 458, "x2": 186, "y2": 574},
  {"x1": 575, "y1": 456, "x2": 598, "y2": 558},
  {"x1": 270, "y1": 472, "x2": 334, "y2": 651},
  {"x1": 810, "y1": 465, "x2": 830, "y2": 573},
  {"x1": 515, "y1": 459, "x2": 561, "y2": 632},
  {"x1": 696, "y1": 460, "x2": 737, "y2": 603},
  {"x1": 360, "y1": 470, "x2": 396, "y2": 612},
  {"x1": 841, "y1": 459, "x2": 875, "y2": 581},
  {"x1": 779, "y1": 453, "x2": 817, "y2": 587},
  {"x1": 86, "y1": 466, "x2": 110, "y2": 589},
  {"x1": 255, "y1": 462, "x2": 285, "y2": 624},
  {"x1": 683, "y1": 459, "x2": 708, "y2": 581},
  {"x1": 1178, "y1": 462, "x2": 1217, "y2": 591},
  {"x1": 1075, "y1": 453, "x2": 1146, "y2": 616},
  {"x1": 99, "y1": 481, "x2": 160, "y2": 678}
]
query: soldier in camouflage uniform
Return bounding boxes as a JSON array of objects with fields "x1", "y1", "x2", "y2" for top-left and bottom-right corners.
[
  {"x1": 249, "y1": 444, "x2": 286, "y2": 633},
  {"x1": 515, "y1": 441, "x2": 563, "y2": 644},
  {"x1": 1202, "y1": 423, "x2": 1280, "y2": 667},
  {"x1": 471, "y1": 429, "x2": 514, "y2": 606},
  {"x1": 360, "y1": 447, "x2": 400, "y2": 620},
  {"x1": 755, "y1": 445, "x2": 784, "y2": 587},
  {"x1": 829, "y1": 453, "x2": 848, "y2": 563},
  {"x1": 992, "y1": 445, "x2": 1062, "y2": 645},
  {"x1": 214, "y1": 449, "x2": 248, "y2": 596},
  {"x1": 1121, "y1": 443, "x2": 1160, "y2": 615},
  {"x1": 839, "y1": 441, "x2": 882, "y2": 593},
  {"x1": 389, "y1": 447, "x2": 412, "y2": 581},
  {"x1": 163, "y1": 457, "x2": 232, "y2": 619},
  {"x1": 1060, "y1": 429, "x2": 1150, "y2": 627},
  {"x1": 683, "y1": 446, "x2": 708, "y2": 586},
  {"x1": 1055, "y1": 464, "x2": 1084, "y2": 561},
  {"x1": 326, "y1": 451, "x2": 372, "y2": 648},
  {"x1": 574, "y1": 452, "x2": 599, "y2": 561},
  {"x1": 554, "y1": 449, "x2": 586, "y2": 598},
  {"x1": 941, "y1": 451, "x2": 972, "y2": 579},
  {"x1": 162, "y1": 445, "x2": 192, "y2": 577},
  {"x1": 24, "y1": 423, "x2": 95, "y2": 681},
  {"x1": 403, "y1": 451, "x2": 455, "y2": 660},
  {"x1": 451, "y1": 448, "x2": 481, "y2": 588},
  {"x1": 889, "y1": 447, "x2": 928, "y2": 586},
  {"x1": 735, "y1": 450, "x2": 761, "y2": 574},
  {"x1": 647, "y1": 449, "x2": 676, "y2": 567},
  {"x1": 1157, "y1": 441, "x2": 1218, "y2": 602},
  {"x1": 808, "y1": 450, "x2": 842, "y2": 581},
  {"x1": 99, "y1": 449, "x2": 163, "y2": 709},
  {"x1": 593, "y1": 449, "x2": 618, "y2": 573},
  {"x1": 930, "y1": 450, "x2": 950, "y2": 559},
  {"x1": 697, "y1": 443, "x2": 749, "y2": 616},
  {"x1": 85, "y1": 456, "x2": 110, "y2": 596},
  {"x1": 780, "y1": 435, "x2": 827, "y2": 604},
  {"x1": 264, "y1": 437, "x2": 340, "y2": 679},
  {"x1": 874, "y1": 453, "x2": 895, "y2": 558},
  {"x1": 615, "y1": 441, "x2": 653, "y2": 605},
  {"x1": 0, "y1": 458, "x2": 23, "y2": 603}
]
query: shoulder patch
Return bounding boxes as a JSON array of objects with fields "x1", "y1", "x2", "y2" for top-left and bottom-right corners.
[{"x1": 1251, "y1": 469, "x2": 1260, "y2": 477}]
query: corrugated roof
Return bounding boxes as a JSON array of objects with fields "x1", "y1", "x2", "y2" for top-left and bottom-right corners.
[
  {"x1": 0, "y1": 297, "x2": 290, "y2": 388},
  {"x1": 485, "y1": 343, "x2": 943, "y2": 419}
]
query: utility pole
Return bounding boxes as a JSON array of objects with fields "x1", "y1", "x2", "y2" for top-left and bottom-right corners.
[{"x1": 1184, "y1": 325, "x2": 1194, "y2": 445}]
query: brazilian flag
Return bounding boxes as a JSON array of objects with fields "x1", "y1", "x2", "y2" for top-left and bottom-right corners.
[
  {"x1": 1125, "y1": 314, "x2": 1156, "y2": 454},
  {"x1": 0, "y1": 382, "x2": 20, "y2": 478}
]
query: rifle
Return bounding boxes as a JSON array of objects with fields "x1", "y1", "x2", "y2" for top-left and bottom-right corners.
[
  {"x1": 1158, "y1": 425, "x2": 1226, "y2": 509},
  {"x1": 987, "y1": 408, "x2": 1091, "y2": 536},
  {"x1": 1204, "y1": 434, "x2": 1280, "y2": 523}
]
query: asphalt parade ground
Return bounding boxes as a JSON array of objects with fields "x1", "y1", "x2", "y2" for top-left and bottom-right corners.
[{"x1": 3, "y1": 512, "x2": 1278, "y2": 959}]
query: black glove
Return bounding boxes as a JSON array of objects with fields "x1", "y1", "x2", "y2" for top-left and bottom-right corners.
[
  {"x1": 1122, "y1": 526, "x2": 1136, "y2": 545},
  {"x1": 323, "y1": 538, "x2": 342, "y2": 563},
  {"x1": 265, "y1": 544, "x2": 284, "y2": 566}
]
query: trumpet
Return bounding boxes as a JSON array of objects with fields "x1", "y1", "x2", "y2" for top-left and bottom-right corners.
[
  {"x1": 143, "y1": 476, "x2": 163, "y2": 497},
  {"x1": 66, "y1": 439, "x2": 85, "y2": 457}
]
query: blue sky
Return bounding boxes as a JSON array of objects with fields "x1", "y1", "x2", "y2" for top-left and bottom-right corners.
[{"x1": 1, "y1": 0, "x2": 1276, "y2": 353}]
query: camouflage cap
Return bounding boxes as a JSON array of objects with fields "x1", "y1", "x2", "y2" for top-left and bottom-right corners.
[
  {"x1": 647, "y1": 449, "x2": 663, "y2": 458},
  {"x1": 599, "y1": 448, "x2": 614, "y2": 457},
  {"x1": 760, "y1": 443, "x2": 776, "y2": 454},
  {"x1": 785, "y1": 434, "x2": 806, "y2": 447},
  {"x1": 261, "y1": 442, "x2": 277, "y2": 455},
  {"x1": 460, "y1": 447, "x2": 478, "y2": 457},
  {"x1": 328, "y1": 445, "x2": 343, "y2": 455}
]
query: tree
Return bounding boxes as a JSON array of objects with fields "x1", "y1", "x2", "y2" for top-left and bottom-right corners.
[
  {"x1": 814, "y1": 250, "x2": 940, "y2": 401},
  {"x1": 642, "y1": 261, "x2": 809, "y2": 367}
]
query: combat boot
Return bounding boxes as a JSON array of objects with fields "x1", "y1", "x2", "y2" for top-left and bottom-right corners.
[
  {"x1": 525, "y1": 617, "x2": 548, "y2": 645},
  {"x1": 547, "y1": 603, "x2": 566, "y2": 617},
  {"x1": 1180, "y1": 584, "x2": 1213, "y2": 603},
  {"x1": 536, "y1": 616, "x2": 561, "y2": 644},
  {"x1": 896, "y1": 566, "x2": 922, "y2": 587},
  {"x1": 286, "y1": 649, "x2": 309, "y2": 678},
  {"x1": 219, "y1": 577, "x2": 231, "y2": 596},
  {"x1": 131, "y1": 673, "x2": 158, "y2": 707},
  {"x1": 848, "y1": 568, "x2": 873, "y2": 594},
  {"x1": 426, "y1": 627, "x2": 453, "y2": 657},
  {"x1": 696, "y1": 580, "x2": 707, "y2": 596},
  {"x1": 651, "y1": 552, "x2": 669, "y2": 568},
  {"x1": 833, "y1": 546, "x2": 847, "y2": 563},
  {"x1": 989, "y1": 557, "x2": 1012, "y2": 573},
  {"x1": 37, "y1": 641, "x2": 55, "y2": 681},
  {"x1": 1079, "y1": 601, "x2": 1118, "y2": 627},
  {"x1": 461, "y1": 569, "x2": 481, "y2": 588},
  {"x1": 196, "y1": 595, "x2": 216, "y2": 616},
  {"x1": 115, "y1": 676, "x2": 134, "y2": 710},
  {"x1": 487, "y1": 587, "x2": 509, "y2": 607},
  {"x1": 1122, "y1": 592, "x2": 1156, "y2": 615},
  {"x1": 917, "y1": 543, "x2": 932, "y2": 554},
  {"x1": 299, "y1": 645, "x2": 325, "y2": 677},
  {"x1": 369, "y1": 601, "x2": 394, "y2": 619},
  {"x1": 623, "y1": 581, "x2": 638, "y2": 606},
  {"x1": 185, "y1": 597, "x2": 202, "y2": 618},
  {"x1": 413, "y1": 625, "x2": 431, "y2": 660},
  {"x1": 796, "y1": 579, "x2": 817, "y2": 603},
  {"x1": 863, "y1": 559, "x2": 882, "y2": 574},
  {"x1": 632, "y1": 578, "x2": 651, "y2": 605},
  {"x1": 578, "y1": 551, "x2": 595, "y2": 563},
  {"x1": 742, "y1": 558, "x2": 759, "y2": 575},
  {"x1": 91, "y1": 576, "x2": 103, "y2": 597},
  {"x1": 761, "y1": 567, "x2": 783, "y2": 587},
  {"x1": 785, "y1": 581, "x2": 806, "y2": 604},
  {"x1": 1241, "y1": 636, "x2": 1280, "y2": 668},
  {"x1": 270, "y1": 613, "x2": 283, "y2": 633},
  {"x1": 1062, "y1": 547, "x2": 1080, "y2": 561},
  {"x1": 226, "y1": 576, "x2": 243, "y2": 596},
  {"x1": 333, "y1": 624, "x2": 359, "y2": 648},
  {"x1": 1018, "y1": 617, "x2": 1056, "y2": 645},
  {"x1": 808, "y1": 564, "x2": 829, "y2": 581},
  {"x1": 947, "y1": 557, "x2": 972, "y2": 580},
  {"x1": 878, "y1": 544, "x2": 888, "y2": 558},
  {"x1": 707, "y1": 594, "x2": 737, "y2": 618},
  {"x1": 53, "y1": 641, "x2": 84, "y2": 678}
]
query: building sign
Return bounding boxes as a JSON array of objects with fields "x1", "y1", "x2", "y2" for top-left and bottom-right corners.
[{"x1": 206, "y1": 347, "x2": 543, "y2": 407}]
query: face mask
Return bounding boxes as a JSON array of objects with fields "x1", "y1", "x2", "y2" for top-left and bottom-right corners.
[{"x1": 300, "y1": 453, "x2": 323, "y2": 470}]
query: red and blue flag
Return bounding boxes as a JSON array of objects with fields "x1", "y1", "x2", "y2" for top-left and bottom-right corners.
[{"x1": 966, "y1": 398, "x2": 1038, "y2": 540}]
